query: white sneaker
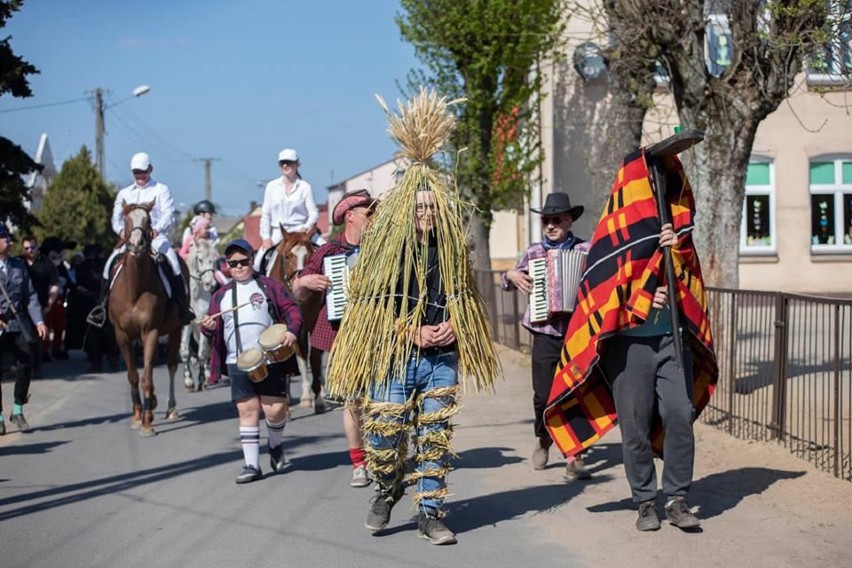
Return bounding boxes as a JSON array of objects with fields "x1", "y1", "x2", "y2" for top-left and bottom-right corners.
[{"x1": 350, "y1": 465, "x2": 371, "y2": 488}]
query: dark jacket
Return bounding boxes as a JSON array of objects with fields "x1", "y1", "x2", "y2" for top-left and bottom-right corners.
[{"x1": 0, "y1": 256, "x2": 44, "y2": 332}]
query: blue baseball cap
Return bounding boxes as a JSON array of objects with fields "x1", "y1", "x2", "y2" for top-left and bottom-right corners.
[{"x1": 224, "y1": 238, "x2": 253, "y2": 256}]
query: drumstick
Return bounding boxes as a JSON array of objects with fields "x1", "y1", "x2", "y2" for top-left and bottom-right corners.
[{"x1": 197, "y1": 301, "x2": 252, "y2": 323}]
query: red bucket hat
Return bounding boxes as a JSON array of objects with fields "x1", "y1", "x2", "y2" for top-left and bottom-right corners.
[{"x1": 332, "y1": 189, "x2": 375, "y2": 226}]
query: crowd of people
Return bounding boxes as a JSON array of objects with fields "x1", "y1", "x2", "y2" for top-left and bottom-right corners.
[{"x1": 1, "y1": 139, "x2": 717, "y2": 545}]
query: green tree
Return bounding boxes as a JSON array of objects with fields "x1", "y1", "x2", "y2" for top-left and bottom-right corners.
[
  {"x1": 36, "y1": 146, "x2": 115, "y2": 249},
  {"x1": 0, "y1": 0, "x2": 40, "y2": 231},
  {"x1": 397, "y1": 0, "x2": 566, "y2": 269}
]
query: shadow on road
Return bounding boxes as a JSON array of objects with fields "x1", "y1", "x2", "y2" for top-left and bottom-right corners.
[
  {"x1": 690, "y1": 467, "x2": 806, "y2": 519},
  {"x1": 448, "y1": 478, "x2": 607, "y2": 534},
  {"x1": 0, "y1": 440, "x2": 70, "y2": 457},
  {"x1": 0, "y1": 449, "x2": 240, "y2": 521},
  {"x1": 28, "y1": 412, "x2": 133, "y2": 434},
  {"x1": 586, "y1": 466, "x2": 806, "y2": 520},
  {"x1": 455, "y1": 446, "x2": 524, "y2": 469}
]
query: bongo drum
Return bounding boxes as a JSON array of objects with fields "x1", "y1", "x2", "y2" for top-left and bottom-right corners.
[
  {"x1": 258, "y1": 323, "x2": 295, "y2": 363},
  {"x1": 237, "y1": 347, "x2": 268, "y2": 383}
]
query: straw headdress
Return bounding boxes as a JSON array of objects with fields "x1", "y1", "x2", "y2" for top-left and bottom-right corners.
[{"x1": 327, "y1": 87, "x2": 500, "y2": 397}]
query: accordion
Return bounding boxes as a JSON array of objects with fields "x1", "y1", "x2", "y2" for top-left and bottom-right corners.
[
  {"x1": 323, "y1": 254, "x2": 350, "y2": 322},
  {"x1": 528, "y1": 248, "x2": 588, "y2": 323}
]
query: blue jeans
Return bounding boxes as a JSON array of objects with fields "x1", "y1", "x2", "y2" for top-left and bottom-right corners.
[{"x1": 368, "y1": 351, "x2": 458, "y2": 513}]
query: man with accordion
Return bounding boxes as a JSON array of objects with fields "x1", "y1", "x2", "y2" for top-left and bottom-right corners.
[{"x1": 501, "y1": 192, "x2": 592, "y2": 480}]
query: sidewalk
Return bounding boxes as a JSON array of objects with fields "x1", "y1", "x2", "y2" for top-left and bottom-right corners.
[{"x1": 457, "y1": 345, "x2": 852, "y2": 568}]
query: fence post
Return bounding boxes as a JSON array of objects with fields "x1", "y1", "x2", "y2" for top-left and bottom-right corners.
[
  {"x1": 769, "y1": 293, "x2": 787, "y2": 442},
  {"x1": 727, "y1": 292, "x2": 737, "y2": 435},
  {"x1": 833, "y1": 304, "x2": 841, "y2": 478}
]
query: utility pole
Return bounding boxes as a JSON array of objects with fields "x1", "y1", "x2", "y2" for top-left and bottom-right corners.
[
  {"x1": 88, "y1": 88, "x2": 108, "y2": 179},
  {"x1": 194, "y1": 157, "x2": 220, "y2": 201}
]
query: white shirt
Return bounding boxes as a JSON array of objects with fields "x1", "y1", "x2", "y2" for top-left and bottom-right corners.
[
  {"x1": 260, "y1": 177, "x2": 319, "y2": 243},
  {"x1": 221, "y1": 279, "x2": 273, "y2": 364},
  {"x1": 112, "y1": 179, "x2": 175, "y2": 236}
]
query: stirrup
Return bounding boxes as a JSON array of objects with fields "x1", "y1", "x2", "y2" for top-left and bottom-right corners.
[{"x1": 86, "y1": 305, "x2": 107, "y2": 328}]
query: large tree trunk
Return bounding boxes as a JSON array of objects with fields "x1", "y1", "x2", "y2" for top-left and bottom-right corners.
[
  {"x1": 469, "y1": 213, "x2": 492, "y2": 271},
  {"x1": 678, "y1": 105, "x2": 759, "y2": 289}
]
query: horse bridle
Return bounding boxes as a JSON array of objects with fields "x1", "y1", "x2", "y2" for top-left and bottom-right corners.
[
  {"x1": 125, "y1": 207, "x2": 154, "y2": 255},
  {"x1": 189, "y1": 254, "x2": 216, "y2": 282}
]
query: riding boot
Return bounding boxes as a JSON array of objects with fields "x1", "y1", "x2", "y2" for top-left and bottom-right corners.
[
  {"x1": 172, "y1": 274, "x2": 195, "y2": 326},
  {"x1": 86, "y1": 278, "x2": 110, "y2": 328}
]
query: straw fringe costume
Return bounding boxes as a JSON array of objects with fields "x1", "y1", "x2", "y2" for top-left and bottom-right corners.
[
  {"x1": 544, "y1": 150, "x2": 718, "y2": 462},
  {"x1": 327, "y1": 90, "x2": 498, "y2": 524}
]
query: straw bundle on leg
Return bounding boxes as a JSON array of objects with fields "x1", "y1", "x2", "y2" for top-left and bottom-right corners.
[{"x1": 327, "y1": 87, "x2": 500, "y2": 398}]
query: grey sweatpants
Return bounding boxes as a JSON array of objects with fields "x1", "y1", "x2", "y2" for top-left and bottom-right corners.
[{"x1": 603, "y1": 334, "x2": 695, "y2": 503}]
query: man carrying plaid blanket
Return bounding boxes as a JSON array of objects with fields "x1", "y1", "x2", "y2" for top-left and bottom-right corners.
[{"x1": 545, "y1": 149, "x2": 718, "y2": 532}]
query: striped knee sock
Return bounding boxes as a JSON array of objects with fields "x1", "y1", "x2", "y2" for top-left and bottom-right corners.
[
  {"x1": 239, "y1": 426, "x2": 260, "y2": 468},
  {"x1": 349, "y1": 447, "x2": 366, "y2": 468},
  {"x1": 266, "y1": 418, "x2": 286, "y2": 449}
]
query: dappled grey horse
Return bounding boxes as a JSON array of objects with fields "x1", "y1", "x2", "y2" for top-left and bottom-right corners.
[{"x1": 180, "y1": 238, "x2": 218, "y2": 391}]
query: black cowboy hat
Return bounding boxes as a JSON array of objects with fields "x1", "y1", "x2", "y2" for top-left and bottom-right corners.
[
  {"x1": 529, "y1": 192, "x2": 584, "y2": 221},
  {"x1": 40, "y1": 236, "x2": 77, "y2": 254}
]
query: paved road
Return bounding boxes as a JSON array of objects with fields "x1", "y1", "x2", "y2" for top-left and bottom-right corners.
[{"x1": 2, "y1": 347, "x2": 851, "y2": 568}]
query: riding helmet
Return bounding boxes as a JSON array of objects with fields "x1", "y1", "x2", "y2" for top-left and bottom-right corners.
[{"x1": 194, "y1": 200, "x2": 217, "y2": 215}]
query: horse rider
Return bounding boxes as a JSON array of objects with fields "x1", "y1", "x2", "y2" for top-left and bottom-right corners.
[
  {"x1": 254, "y1": 148, "x2": 322, "y2": 272},
  {"x1": 0, "y1": 224, "x2": 48, "y2": 435},
  {"x1": 182, "y1": 199, "x2": 220, "y2": 245},
  {"x1": 87, "y1": 152, "x2": 194, "y2": 327}
]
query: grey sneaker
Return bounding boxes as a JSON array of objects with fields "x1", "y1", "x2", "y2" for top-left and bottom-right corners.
[
  {"x1": 417, "y1": 511, "x2": 457, "y2": 545},
  {"x1": 269, "y1": 443, "x2": 288, "y2": 474},
  {"x1": 10, "y1": 413, "x2": 29, "y2": 432},
  {"x1": 564, "y1": 456, "x2": 591, "y2": 480},
  {"x1": 665, "y1": 497, "x2": 701, "y2": 529},
  {"x1": 350, "y1": 465, "x2": 371, "y2": 488},
  {"x1": 235, "y1": 464, "x2": 262, "y2": 484},
  {"x1": 636, "y1": 500, "x2": 661, "y2": 531},
  {"x1": 365, "y1": 485, "x2": 403, "y2": 531},
  {"x1": 532, "y1": 437, "x2": 551, "y2": 470}
]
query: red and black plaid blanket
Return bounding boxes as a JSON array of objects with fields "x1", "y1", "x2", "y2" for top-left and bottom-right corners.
[{"x1": 544, "y1": 149, "x2": 718, "y2": 457}]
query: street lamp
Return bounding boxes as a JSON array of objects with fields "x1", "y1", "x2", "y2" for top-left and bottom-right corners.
[{"x1": 89, "y1": 84, "x2": 151, "y2": 179}]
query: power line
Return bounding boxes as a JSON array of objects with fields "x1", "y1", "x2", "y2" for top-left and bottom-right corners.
[{"x1": 0, "y1": 96, "x2": 89, "y2": 114}]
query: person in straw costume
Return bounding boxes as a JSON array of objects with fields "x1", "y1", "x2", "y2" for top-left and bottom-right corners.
[{"x1": 327, "y1": 88, "x2": 499, "y2": 545}]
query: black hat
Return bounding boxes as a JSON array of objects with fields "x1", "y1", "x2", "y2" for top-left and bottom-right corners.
[
  {"x1": 529, "y1": 192, "x2": 584, "y2": 221},
  {"x1": 194, "y1": 200, "x2": 217, "y2": 215},
  {"x1": 40, "y1": 236, "x2": 77, "y2": 254}
]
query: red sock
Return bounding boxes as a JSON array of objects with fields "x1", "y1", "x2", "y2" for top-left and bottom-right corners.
[{"x1": 349, "y1": 447, "x2": 366, "y2": 468}]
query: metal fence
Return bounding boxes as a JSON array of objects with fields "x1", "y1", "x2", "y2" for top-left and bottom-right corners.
[{"x1": 475, "y1": 270, "x2": 852, "y2": 482}]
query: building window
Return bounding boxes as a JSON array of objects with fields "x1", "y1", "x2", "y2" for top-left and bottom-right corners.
[
  {"x1": 740, "y1": 160, "x2": 776, "y2": 255},
  {"x1": 807, "y1": 1, "x2": 852, "y2": 87},
  {"x1": 809, "y1": 157, "x2": 852, "y2": 253}
]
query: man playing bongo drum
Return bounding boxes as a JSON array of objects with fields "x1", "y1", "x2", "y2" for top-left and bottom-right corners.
[{"x1": 200, "y1": 239, "x2": 302, "y2": 484}]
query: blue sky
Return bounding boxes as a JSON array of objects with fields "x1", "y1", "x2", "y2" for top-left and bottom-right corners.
[{"x1": 0, "y1": 0, "x2": 420, "y2": 216}]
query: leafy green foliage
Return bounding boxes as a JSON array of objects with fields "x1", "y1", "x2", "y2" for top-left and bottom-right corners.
[
  {"x1": 36, "y1": 147, "x2": 116, "y2": 250},
  {"x1": 0, "y1": 0, "x2": 40, "y2": 231},
  {"x1": 396, "y1": 0, "x2": 566, "y2": 222}
]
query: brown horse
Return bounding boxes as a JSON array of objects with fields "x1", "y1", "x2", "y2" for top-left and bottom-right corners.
[
  {"x1": 109, "y1": 201, "x2": 184, "y2": 436},
  {"x1": 268, "y1": 226, "x2": 324, "y2": 411}
]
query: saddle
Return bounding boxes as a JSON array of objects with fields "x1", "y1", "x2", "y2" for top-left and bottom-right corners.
[
  {"x1": 259, "y1": 248, "x2": 279, "y2": 277},
  {"x1": 107, "y1": 251, "x2": 176, "y2": 298}
]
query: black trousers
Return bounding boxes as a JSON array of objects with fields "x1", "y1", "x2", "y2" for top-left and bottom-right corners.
[
  {"x1": 530, "y1": 332, "x2": 565, "y2": 440},
  {"x1": 0, "y1": 331, "x2": 34, "y2": 411},
  {"x1": 602, "y1": 334, "x2": 695, "y2": 503}
]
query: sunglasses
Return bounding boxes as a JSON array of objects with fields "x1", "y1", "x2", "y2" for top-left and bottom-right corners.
[
  {"x1": 542, "y1": 216, "x2": 567, "y2": 225},
  {"x1": 227, "y1": 258, "x2": 252, "y2": 268}
]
